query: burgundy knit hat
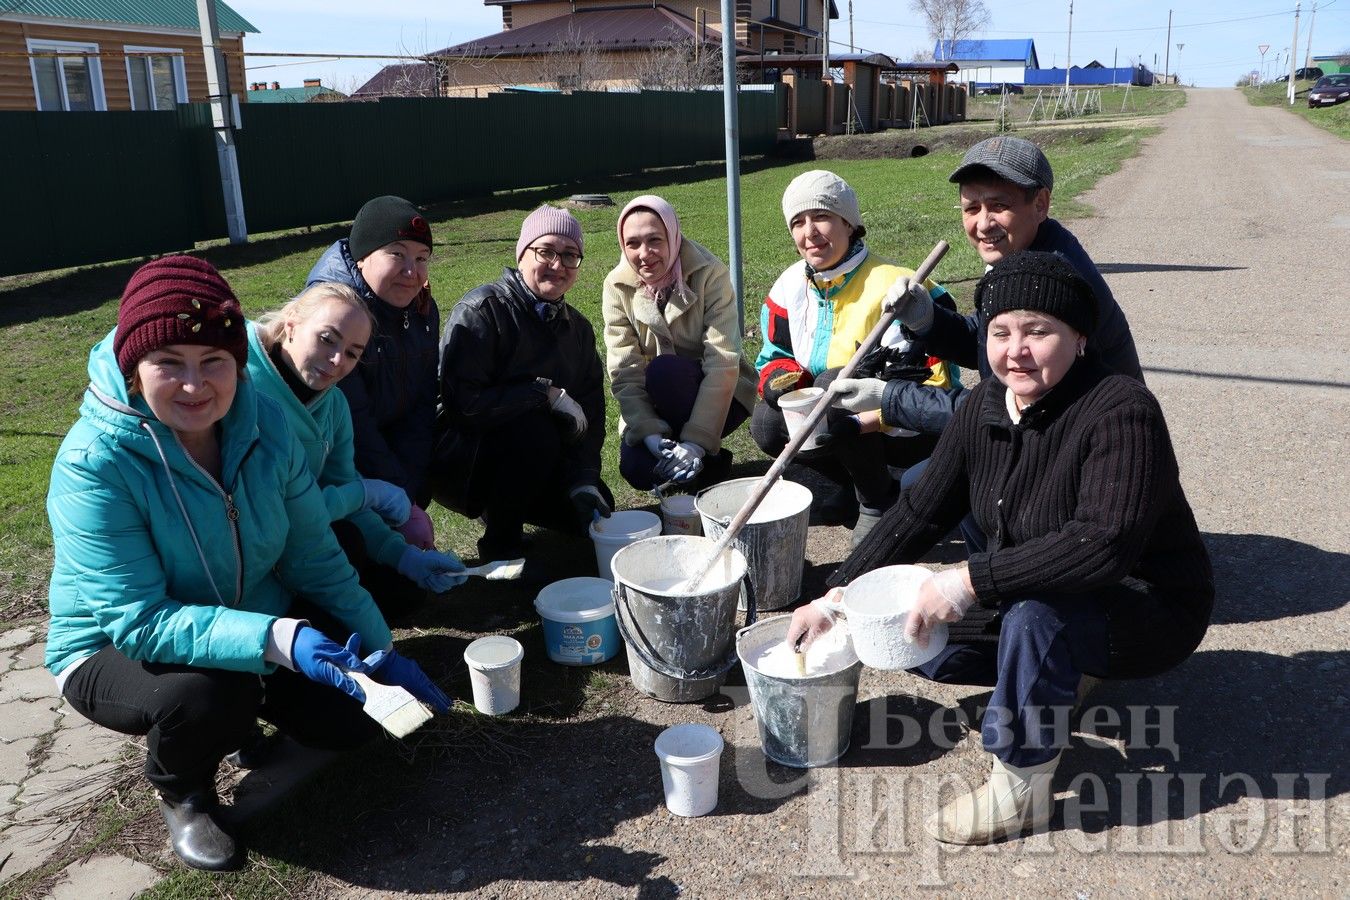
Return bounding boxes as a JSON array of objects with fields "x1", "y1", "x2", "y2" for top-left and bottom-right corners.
[{"x1": 114, "y1": 256, "x2": 247, "y2": 376}]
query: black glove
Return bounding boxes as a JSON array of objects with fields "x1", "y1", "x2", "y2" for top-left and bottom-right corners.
[
  {"x1": 815, "y1": 414, "x2": 861, "y2": 449},
  {"x1": 761, "y1": 367, "x2": 806, "y2": 410},
  {"x1": 854, "y1": 345, "x2": 932, "y2": 384},
  {"x1": 568, "y1": 484, "x2": 612, "y2": 528}
]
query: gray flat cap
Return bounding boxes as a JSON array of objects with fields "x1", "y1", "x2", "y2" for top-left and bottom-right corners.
[{"x1": 949, "y1": 136, "x2": 1054, "y2": 191}]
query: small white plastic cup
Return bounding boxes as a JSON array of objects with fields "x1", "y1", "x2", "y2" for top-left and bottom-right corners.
[
  {"x1": 659, "y1": 493, "x2": 703, "y2": 536},
  {"x1": 463, "y1": 636, "x2": 524, "y2": 715},
  {"x1": 779, "y1": 387, "x2": 828, "y2": 450},
  {"x1": 653, "y1": 724, "x2": 724, "y2": 817}
]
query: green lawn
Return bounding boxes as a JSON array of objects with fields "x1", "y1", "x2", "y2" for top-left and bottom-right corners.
[
  {"x1": 1242, "y1": 79, "x2": 1350, "y2": 140},
  {"x1": 964, "y1": 83, "x2": 1186, "y2": 125},
  {"x1": 0, "y1": 123, "x2": 1160, "y2": 896}
]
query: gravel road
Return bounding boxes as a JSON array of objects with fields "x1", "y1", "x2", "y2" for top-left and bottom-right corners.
[{"x1": 326, "y1": 89, "x2": 1347, "y2": 899}]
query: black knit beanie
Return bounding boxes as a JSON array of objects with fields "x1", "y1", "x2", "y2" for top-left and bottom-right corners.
[
  {"x1": 348, "y1": 196, "x2": 433, "y2": 261},
  {"x1": 975, "y1": 251, "x2": 1097, "y2": 337}
]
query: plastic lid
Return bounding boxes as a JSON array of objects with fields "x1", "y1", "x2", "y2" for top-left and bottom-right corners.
[{"x1": 534, "y1": 576, "x2": 615, "y2": 623}]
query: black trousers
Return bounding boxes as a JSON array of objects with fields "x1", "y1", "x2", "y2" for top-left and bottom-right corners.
[
  {"x1": 433, "y1": 407, "x2": 613, "y2": 556},
  {"x1": 331, "y1": 519, "x2": 426, "y2": 621},
  {"x1": 750, "y1": 368, "x2": 938, "y2": 508},
  {"x1": 62, "y1": 637, "x2": 380, "y2": 801}
]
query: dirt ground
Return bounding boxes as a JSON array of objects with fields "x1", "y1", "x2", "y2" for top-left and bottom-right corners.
[{"x1": 287, "y1": 89, "x2": 1347, "y2": 899}]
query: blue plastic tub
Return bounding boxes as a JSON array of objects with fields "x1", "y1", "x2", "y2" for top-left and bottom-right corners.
[{"x1": 534, "y1": 577, "x2": 621, "y2": 666}]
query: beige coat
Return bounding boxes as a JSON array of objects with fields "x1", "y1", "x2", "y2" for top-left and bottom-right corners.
[{"x1": 602, "y1": 238, "x2": 757, "y2": 453}]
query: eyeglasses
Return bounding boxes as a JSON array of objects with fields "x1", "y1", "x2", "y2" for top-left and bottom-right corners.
[{"x1": 526, "y1": 245, "x2": 584, "y2": 269}]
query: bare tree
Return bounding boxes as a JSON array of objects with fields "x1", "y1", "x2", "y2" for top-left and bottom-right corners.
[
  {"x1": 533, "y1": 26, "x2": 614, "y2": 91},
  {"x1": 911, "y1": 0, "x2": 991, "y2": 61},
  {"x1": 633, "y1": 39, "x2": 729, "y2": 91}
]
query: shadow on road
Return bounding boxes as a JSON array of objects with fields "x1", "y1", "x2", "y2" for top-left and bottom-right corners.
[
  {"x1": 1095, "y1": 262, "x2": 1246, "y2": 274},
  {"x1": 1205, "y1": 532, "x2": 1348, "y2": 625}
]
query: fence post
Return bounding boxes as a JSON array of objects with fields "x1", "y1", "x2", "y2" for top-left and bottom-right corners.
[{"x1": 720, "y1": 0, "x2": 744, "y2": 323}]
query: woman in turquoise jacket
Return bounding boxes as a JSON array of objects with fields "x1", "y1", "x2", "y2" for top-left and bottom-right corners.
[
  {"x1": 46, "y1": 257, "x2": 449, "y2": 872},
  {"x1": 245, "y1": 282, "x2": 466, "y2": 612}
]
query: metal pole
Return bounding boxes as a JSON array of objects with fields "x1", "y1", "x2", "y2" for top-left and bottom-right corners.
[
  {"x1": 720, "y1": 0, "x2": 744, "y2": 322},
  {"x1": 196, "y1": 0, "x2": 246, "y2": 244},
  {"x1": 1287, "y1": 2, "x2": 1300, "y2": 105},
  {"x1": 822, "y1": 0, "x2": 829, "y2": 80},
  {"x1": 848, "y1": 0, "x2": 855, "y2": 53}
]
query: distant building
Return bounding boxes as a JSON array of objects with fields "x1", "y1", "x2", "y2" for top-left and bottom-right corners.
[
  {"x1": 360, "y1": 0, "x2": 839, "y2": 98},
  {"x1": 0, "y1": 0, "x2": 256, "y2": 111},
  {"x1": 353, "y1": 63, "x2": 441, "y2": 100},
  {"x1": 246, "y1": 78, "x2": 345, "y2": 103},
  {"x1": 934, "y1": 39, "x2": 1038, "y2": 88}
]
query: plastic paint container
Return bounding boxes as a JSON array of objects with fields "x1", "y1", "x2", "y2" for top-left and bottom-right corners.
[
  {"x1": 463, "y1": 635, "x2": 524, "y2": 715},
  {"x1": 778, "y1": 386, "x2": 828, "y2": 450},
  {"x1": 653, "y1": 723, "x2": 724, "y2": 816},
  {"x1": 659, "y1": 493, "x2": 703, "y2": 536},
  {"x1": 841, "y1": 565, "x2": 947, "y2": 670},
  {"x1": 589, "y1": 509, "x2": 662, "y2": 580},
  {"x1": 534, "y1": 577, "x2": 621, "y2": 666}
]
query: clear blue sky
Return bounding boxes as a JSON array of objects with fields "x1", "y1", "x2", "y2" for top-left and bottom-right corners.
[{"x1": 229, "y1": 0, "x2": 1348, "y2": 93}]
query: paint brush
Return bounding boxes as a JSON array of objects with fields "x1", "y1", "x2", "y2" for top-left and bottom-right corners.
[
  {"x1": 346, "y1": 671, "x2": 433, "y2": 738},
  {"x1": 461, "y1": 558, "x2": 526, "y2": 580},
  {"x1": 793, "y1": 633, "x2": 808, "y2": 677}
]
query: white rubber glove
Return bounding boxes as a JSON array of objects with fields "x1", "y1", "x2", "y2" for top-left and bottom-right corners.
[
  {"x1": 548, "y1": 388, "x2": 588, "y2": 443},
  {"x1": 829, "y1": 377, "x2": 888, "y2": 413},
  {"x1": 883, "y1": 275, "x2": 935, "y2": 334},
  {"x1": 361, "y1": 478, "x2": 411, "y2": 526},
  {"x1": 905, "y1": 565, "x2": 975, "y2": 647},
  {"x1": 642, "y1": 434, "x2": 667, "y2": 459},
  {"x1": 786, "y1": 587, "x2": 846, "y2": 652}
]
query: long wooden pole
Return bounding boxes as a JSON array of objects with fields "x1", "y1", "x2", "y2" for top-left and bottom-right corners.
[{"x1": 688, "y1": 240, "x2": 950, "y2": 589}]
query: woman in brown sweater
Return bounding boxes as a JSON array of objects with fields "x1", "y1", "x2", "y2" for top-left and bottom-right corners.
[{"x1": 792, "y1": 251, "x2": 1214, "y2": 846}]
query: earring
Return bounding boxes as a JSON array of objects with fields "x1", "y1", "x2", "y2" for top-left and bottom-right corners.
[{"x1": 1077, "y1": 343, "x2": 1086, "y2": 357}]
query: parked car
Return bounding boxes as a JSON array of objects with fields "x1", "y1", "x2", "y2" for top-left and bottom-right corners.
[
  {"x1": 975, "y1": 83, "x2": 1024, "y2": 96},
  {"x1": 1307, "y1": 73, "x2": 1350, "y2": 107},
  {"x1": 1278, "y1": 66, "x2": 1325, "y2": 83}
]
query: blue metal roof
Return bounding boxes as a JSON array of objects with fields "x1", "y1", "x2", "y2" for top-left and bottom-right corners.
[
  {"x1": 1, "y1": 1, "x2": 257, "y2": 34},
  {"x1": 934, "y1": 39, "x2": 1036, "y2": 64}
]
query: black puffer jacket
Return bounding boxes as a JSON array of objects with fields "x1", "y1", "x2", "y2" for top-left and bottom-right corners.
[
  {"x1": 833, "y1": 359, "x2": 1213, "y2": 678},
  {"x1": 434, "y1": 268, "x2": 606, "y2": 504},
  {"x1": 306, "y1": 239, "x2": 440, "y2": 506}
]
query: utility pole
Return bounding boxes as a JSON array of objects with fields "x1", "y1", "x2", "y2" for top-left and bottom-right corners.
[
  {"x1": 1287, "y1": 2, "x2": 1300, "y2": 105},
  {"x1": 196, "y1": 0, "x2": 246, "y2": 244},
  {"x1": 822, "y1": 0, "x2": 830, "y2": 80},
  {"x1": 1303, "y1": 2, "x2": 1317, "y2": 70},
  {"x1": 720, "y1": 0, "x2": 743, "y2": 320},
  {"x1": 1064, "y1": 0, "x2": 1073, "y2": 94},
  {"x1": 848, "y1": 0, "x2": 854, "y2": 53},
  {"x1": 1163, "y1": 9, "x2": 1172, "y2": 83}
]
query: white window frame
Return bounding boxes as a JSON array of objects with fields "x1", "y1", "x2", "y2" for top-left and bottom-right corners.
[
  {"x1": 27, "y1": 37, "x2": 107, "y2": 111},
  {"x1": 124, "y1": 45, "x2": 188, "y2": 110}
]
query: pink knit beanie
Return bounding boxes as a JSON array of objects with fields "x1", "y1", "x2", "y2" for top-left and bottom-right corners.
[{"x1": 515, "y1": 205, "x2": 583, "y2": 262}]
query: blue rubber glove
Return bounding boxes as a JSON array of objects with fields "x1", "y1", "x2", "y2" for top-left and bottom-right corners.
[
  {"x1": 291, "y1": 628, "x2": 367, "y2": 701},
  {"x1": 362, "y1": 648, "x2": 452, "y2": 714},
  {"x1": 362, "y1": 478, "x2": 412, "y2": 527},
  {"x1": 396, "y1": 546, "x2": 467, "y2": 593}
]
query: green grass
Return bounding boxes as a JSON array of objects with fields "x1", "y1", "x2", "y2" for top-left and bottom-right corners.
[
  {"x1": 0, "y1": 123, "x2": 1158, "y2": 894},
  {"x1": 1242, "y1": 79, "x2": 1350, "y2": 140},
  {"x1": 964, "y1": 83, "x2": 1186, "y2": 125}
]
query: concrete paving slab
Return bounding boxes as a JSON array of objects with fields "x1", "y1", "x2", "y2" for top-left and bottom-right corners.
[
  {"x1": 13, "y1": 762, "x2": 120, "y2": 824},
  {"x1": 0, "y1": 781, "x2": 19, "y2": 822},
  {"x1": 45, "y1": 726, "x2": 128, "y2": 772},
  {"x1": 0, "y1": 698, "x2": 63, "y2": 743},
  {"x1": 0, "y1": 738, "x2": 37, "y2": 788},
  {"x1": 0, "y1": 629, "x2": 35, "y2": 651},
  {"x1": 0, "y1": 819, "x2": 76, "y2": 881},
  {"x1": 13, "y1": 642, "x2": 45, "y2": 670},
  {"x1": 48, "y1": 853, "x2": 160, "y2": 900},
  {"x1": 0, "y1": 666, "x2": 57, "y2": 705}
]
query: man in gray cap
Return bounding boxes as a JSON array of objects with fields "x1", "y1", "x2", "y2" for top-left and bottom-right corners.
[{"x1": 831, "y1": 135, "x2": 1142, "y2": 441}]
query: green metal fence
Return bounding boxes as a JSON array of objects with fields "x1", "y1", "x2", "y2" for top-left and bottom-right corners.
[{"x1": 0, "y1": 88, "x2": 780, "y2": 277}]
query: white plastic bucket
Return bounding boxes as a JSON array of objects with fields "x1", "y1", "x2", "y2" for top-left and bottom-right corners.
[
  {"x1": 653, "y1": 723, "x2": 724, "y2": 816},
  {"x1": 841, "y1": 565, "x2": 948, "y2": 670},
  {"x1": 534, "y1": 577, "x2": 621, "y2": 666},
  {"x1": 590, "y1": 510, "x2": 662, "y2": 580},
  {"x1": 463, "y1": 635, "x2": 524, "y2": 715},
  {"x1": 659, "y1": 493, "x2": 702, "y2": 536},
  {"x1": 779, "y1": 386, "x2": 828, "y2": 450}
]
